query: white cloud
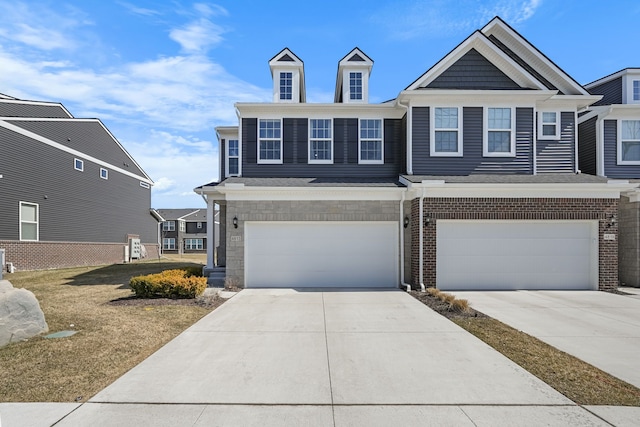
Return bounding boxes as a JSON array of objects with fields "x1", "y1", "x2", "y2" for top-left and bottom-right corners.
[
  {"x1": 118, "y1": 2, "x2": 161, "y2": 17},
  {"x1": 170, "y1": 19, "x2": 226, "y2": 53},
  {"x1": 371, "y1": 0, "x2": 541, "y2": 40}
]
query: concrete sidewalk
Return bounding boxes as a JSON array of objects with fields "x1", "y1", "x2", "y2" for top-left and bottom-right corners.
[
  {"x1": 451, "y1": 290, "x2": 640, "y2": 390},
  {"x1": 2, "y1": 289, "x2": 639, "y2": 426}
]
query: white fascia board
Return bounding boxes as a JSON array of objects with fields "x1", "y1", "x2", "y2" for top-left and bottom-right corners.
[
  {"x1": 577, "y1": 106, "x2": 611, "y2": 124},
  {"x1": 482, "y1": 19, "x2": 589, "y2": 96},
  {"x1": 603, "y1": 104, "x2": 640, "y2": 119},
  {"x1": 412, "y1": 182, "x2": 632, "y2": 199},
  {"x1": 2, "y1": 117, "x2": 154, "y2": 182},
  {"x1": 178, "y1": 209, "x2": 200, "y2": 220},
  {"x1": 150, "y1": 209, "x2": 165, "y2": 222},
  {"x1": 539, "y1": 95, "x2": 603, "y2": 110},
  {"x1": 0, "y1": 98, "x2": 73, "y2": 118},
  {"x1": 216, "y1": 127, "x2": 239, "y2": 141},
  {"x1": 397, "y1": 89, "x2": 557, "y2": 106},
  {"x1": 214, "y1": 186, "x2": 405, "y2": 201},
  {"x1": 0, "y1": 119, "x2": 153, "y2": 184},
  {"x1": 406, "y1": 32, "x2": 546, "y2": 91},
  {"x1": 235, "y1": 102, "x2": 404, "y2": 119}
]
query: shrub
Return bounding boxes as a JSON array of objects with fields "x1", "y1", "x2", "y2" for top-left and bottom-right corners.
[
  {"x1": 426, "y1": 288, "x2": 441, "y2": 298},
  {"x1": 449, "y1": 298, "x2": 470, "y2": 313},
  {"x1": 129, "y1": 269, "x2": 207, "y2": 299}
]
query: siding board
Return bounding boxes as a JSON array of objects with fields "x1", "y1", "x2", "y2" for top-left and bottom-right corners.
[
  {"x1": 536, "y1": 111, "x2": 575, "y2": 173},
  {"x1": 0, "y1": 102, "x2": 71, "y2": 118},
  {"x1": 589, "y1": 77, "x2": 623, "y2": 106},
  {"x1": 577, "y1": 117, "x2": 597, "y2": 175},
  {"x1": 603, "y1": 119, "x2": 640, "y2": 178}
]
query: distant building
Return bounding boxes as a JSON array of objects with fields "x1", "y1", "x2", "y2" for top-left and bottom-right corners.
[
  {"x1": 156, "y1": 209, "x2": 212, "y2": 255},
  {"x1": 0, "y1": 93, "x2": 159, "y2": 271}
]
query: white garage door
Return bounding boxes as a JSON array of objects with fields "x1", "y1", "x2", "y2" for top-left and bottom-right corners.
[
  {"x1": 245, "y1": 222, "x2": 398, "y2": 288},
  {"x1": 437, "y1": 220, "x2": 598, "y2": 291}
]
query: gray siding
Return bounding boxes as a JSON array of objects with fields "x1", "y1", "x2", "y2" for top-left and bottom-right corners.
[
  {"x1": 0, "y1": 102, "x2": 71, "y2": 118},
  {"x1": 412, "y1": 107, "x2": 533, "y2": 175},
  {"x1": 603, "y1": 119, "x2": 640, "y2": 178},
  {"x1": 6, "y1": 119, "x2": 147, "y2": 177},
  {"x1": 220, "y1": 138, "x2": 226, "y2": 179},
  {"x1": 0, "y1": 127, "x2": 157, "y2": 243},
  {"x1": 487, "y1": 35, "x2": 558, "y2": 92},
  {"x1": 536, "y1": 111, "x2": 575, "y2": 173},
  {"x1": 426, "y1": 49, "x2": 522, "y2": 90},
  {"x1": 589, "y1": 77, "x2": 623, "y2": 106},
  {"x1": 577, "y1": 116, "x2": 597, "y2": 175},
  {"x1": 241, "y1": 117, "x2": 402, "y2": 178}
]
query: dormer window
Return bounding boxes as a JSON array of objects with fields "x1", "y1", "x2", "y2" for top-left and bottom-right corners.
[
  {"x1": 349, "y1": 72, "x2": 363, "y2": 100},
  {"x1": 280, "y1": 72, "x2": 293, "y2": 100}
]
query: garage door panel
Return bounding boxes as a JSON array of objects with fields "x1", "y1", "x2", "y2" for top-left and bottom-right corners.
[
  {"x1": 437, "y1": 221, "x2": 597, "y2": 291},
  {"x1": 246, "y1": 222, "x2": 398, "y2": 288}
]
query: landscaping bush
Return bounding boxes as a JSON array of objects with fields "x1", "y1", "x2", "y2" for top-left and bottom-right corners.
[{"x1": 129, "y1": 269, "x2": 207, "y2": 299}]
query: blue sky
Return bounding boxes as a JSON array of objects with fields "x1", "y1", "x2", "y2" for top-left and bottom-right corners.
[{"x1": 0, "y1": 1, "x2": 638, "y2": 208}]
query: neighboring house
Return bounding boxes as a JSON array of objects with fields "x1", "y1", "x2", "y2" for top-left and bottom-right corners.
[
  {"x1": 578, "y1": 68, "x2": 640, "y2": 286},
  {"x1": 156, "y1": 209, "x2": 209, "y2": 255},
  {"x1": 0, "y1": 93, "x2": 159, "y2": 271},
  {"x1": 197, "y1": 17, "x2": 632, "y2": 291}
]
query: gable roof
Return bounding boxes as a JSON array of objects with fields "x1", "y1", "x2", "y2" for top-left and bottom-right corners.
[
  {"x1": 268, "y1": 48, "x2": 306, "y2": 102},
  {"x1": 405, "y1": 30, "x2": 546, "y2": 91},
  {"x1": 0, "y1": 98, "x2": 73, "y2": 118},
  {"x1": 481, "y1": 17, "x2": 589, "y2": 96},
  {"x1": 585, "y1": 68, "x2": 640, "y2": 89},
  {"x1": 334, "y1": 47, "x2": 374, "y2": 103},
  {"x1": 157, "y1": 208, "x2": 206, "y2": 220}
]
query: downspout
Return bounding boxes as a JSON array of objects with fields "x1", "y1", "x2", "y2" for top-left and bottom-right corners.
[
  {"x1": 418, "y1": 187, "x2": 426, "y2": 292},
  {"x1": 399, "y1": 191, "x2": 411, "y2": 291},
  {"x1": 397, "y1": 98, "x2": 412, "y2": 175}
]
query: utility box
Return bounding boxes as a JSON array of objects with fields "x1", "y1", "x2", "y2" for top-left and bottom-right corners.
[{"x1": 130, "y1": 238, "x2": 141, "y2": 260}]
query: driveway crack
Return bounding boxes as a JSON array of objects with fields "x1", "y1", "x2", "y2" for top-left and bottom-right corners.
[{"x1": 322, "y1": 292, "x2": 336, "y2": 427}]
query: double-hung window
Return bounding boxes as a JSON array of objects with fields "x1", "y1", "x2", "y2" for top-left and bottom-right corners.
[
  {"x1": 431, "y1": 107, "x2": 462, "y2": 156},
  {"x1": 258, "y1": 119, "x2": 282, "y2": 163},
  {"x1": 538, "y1": 111, "x2": 559, "y2": 139},
  {"x1": 619, "y1": 120, "x2": 640, "y2": 163},
  {"x1": 162, "y1": 221, "x2": 175, "y2": 231},
  {"x1": 309, "y1": 119, "x2": 332, "y2": 163},
  {"x1": 359, "y1": 119, "x2": 383, "y2": 164},
  {"x1": 349, "y1": 72, "x2": 362, "y2": 100},
  {"x1": 484, "y1": 107, "x2": 515, "y2": 156},
  {"x1": 280, "y1": 72, "x2": 292, "y2": 101},
  {"x1": 163, "y1": 238, "x2": 175, "y2": 250},
  {"x1": 185, "y1": 238, "x2": 203, "y2": 250},
  {"x1": 633, "y1": 80, "x2": 640, "y2": 102},
  {"x1": 227, "y1": 139, "x2": 239, "y2": 176},
  {"x1": 20, "y1": 202, "x2": 38, "y2": 241}
]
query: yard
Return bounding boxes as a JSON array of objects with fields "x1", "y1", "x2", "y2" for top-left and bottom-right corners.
[{"x1": 0, "y1": 256, "x2": 220, "y2": 402}]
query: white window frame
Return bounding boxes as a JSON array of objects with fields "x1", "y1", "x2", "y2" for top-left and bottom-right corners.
[
  {"x1": 257, "y1": 119, "x2": 282, "y2": 164},
  {"x1": 74, "y1": 158, "x2": 84, "y2": 171},
  {"x1": 179, "y1": 221, "x2": 186, "y2": 232},
  {"x1": 162, "y1": 221, "x2": 175, "y2": 231},
  {"x1": 185, "y1": 238, "x2": 204, "y2": 250},
  {"x1": 618, "y1": 119, "x2": 640, "y2": 165},
  {"x1": 140, "y1": 181, "x2": 150, "y2": 189},
  {"x1": 358, "y1": 118, "x2": 384, "y2": 164},
  {"x1": 308, "y1": 119, "x2": 333, "y2": 164},
  {"x1": 226, "y1": 139, "x2": 240, "y2": 177},
  {"x1": 100, "y1": 168, "x2": 108, "y2": 180},
  {"x1": 279, "y1": 72, "x2": 293, "y2": 101},
  {"x1": 163, "y1": 238, "x2": 176, "y2": 250},
  {"x1": 483, "y1": 107, "x2": 516, "y2": 157},
  {"x1": 538, "y1": 110, "x2": 560, "y2": 140},
  {"x1": 349, "y1": 72, "x2": 363, "y2": 101},
  {"x1": 430, "y1": 107, "x2": 463, "y2": 156},
  {"x1": 19, "y1": 201, "x2": 39, "y2": 241}
]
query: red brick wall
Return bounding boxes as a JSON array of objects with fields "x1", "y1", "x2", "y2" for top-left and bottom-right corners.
[
  {"x1": 0, "y1": 241, "x2": 160, "y2": 271},
  {"x1": 410, "y1": 197, "x2": 618, "y2": 291}
]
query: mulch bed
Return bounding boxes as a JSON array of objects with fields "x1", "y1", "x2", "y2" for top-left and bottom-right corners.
[
  {"x1": 409, "y1": 291, "x2": 487, "y2": 319},
  {"x1": 108, "y1": 294, "x2": 224, "y2": 309}
]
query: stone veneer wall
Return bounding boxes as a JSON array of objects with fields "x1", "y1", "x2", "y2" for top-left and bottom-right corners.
[
  {"x1": 410, "y1": 197, "x2": 619, "y2": 291},
  {"x1": 0, "y1": 241, "x2": 160, "y2": 271},
  {"x1": 225, "y1": 200, "x2": 399, "y2": 287},
  {"x1": 619, "y1": 195, "x2": 640, "y2": 287}
]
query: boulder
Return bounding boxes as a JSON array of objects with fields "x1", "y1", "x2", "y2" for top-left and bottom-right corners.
[{"x1": 0, "y1": 280, "x2": 48, "y2": 347}]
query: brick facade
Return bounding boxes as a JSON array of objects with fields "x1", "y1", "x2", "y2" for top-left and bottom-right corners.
[
  {"x1": 410, "y1": 197, "x2": 619, "y2": 291},
  {"x1": 0, "y1": 241, "x2": 160, "y2": 271},
  {"x1": 225, "y1": 200, "x2": 399, "y2": 287},
  {"x1": 618, "y1": 195, "x2": 640, "y2": 287}
]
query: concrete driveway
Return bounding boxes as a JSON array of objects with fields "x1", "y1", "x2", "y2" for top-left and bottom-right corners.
[
  {"x1": 451, "y1": 290, "x2": 640, "y2": 389},
  {"x1": 37, "y1": 288, "x2": 622, "y2": 426}
]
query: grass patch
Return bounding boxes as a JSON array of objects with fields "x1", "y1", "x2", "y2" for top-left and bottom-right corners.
[
  {"x1": 0, "y1": 260, "x2": 220, "y2": 402},
  {"x1": 410, "y1": 291, "x2": 640, "y2": 406}
]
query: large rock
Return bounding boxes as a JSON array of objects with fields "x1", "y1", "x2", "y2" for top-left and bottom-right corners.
[{"x1": 0, "y1": 280, "x2": 48, "y2": 347}]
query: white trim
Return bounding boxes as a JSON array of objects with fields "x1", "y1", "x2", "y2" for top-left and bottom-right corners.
[
  {"x1": 140, "y1": 181, "x2": 150, "y2": 189},
  {"x1": 226, "y1": 139, "x2": 240, "y2": 177},
  {"x1": 537, "y1": 110, "x2": 560, "y2": 140},
  {"x1": 335, "y1": 48, "x2": 374, "y2": 103},
  {"x1": 74, "y1": 158, "x2": 84, "y2": 171},
  {"x1": 0, "y1": 120, "x2": 153, "y2": 184},
  {"x1": 358, "y1": 118, "x2": 384, "y2": 164},
  {"x1": 483, "y1": 107, "x2": 515, "y2": 157},
  {"x1": 257, "y1": 118, "x2": 283, "y2": 164},
  {"x1": 100, "y1": 167, "x2": 108, "y2": 180},
  {"x1": 617, "y1": 118, "x2": 640, "y2": 165},
  {"x1": 430, "y1": 106, "x2": 463, "y2": 157},
  {"x1": 162, "y1": 237, "x2": 176, "y2": 250},
  {"x1": 236, "y1": 102, "x2": 403, "y2": 119},
  {"x1": 19, "y1": 201, "x2": 39, "y2": 241},
  {"x1": 308, "y1": 118, "x2": 333, "y2": 164}
]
